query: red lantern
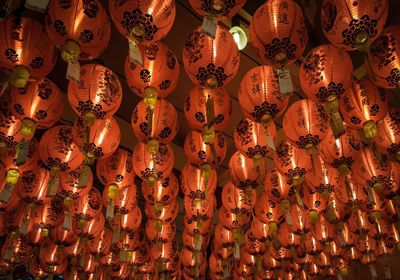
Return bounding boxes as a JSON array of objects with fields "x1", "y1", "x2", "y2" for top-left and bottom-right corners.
[
  {"x1": 219, "y1": 205, "x2": 250, "y2": 231},
  {"x1": 185, "y1": 215, "x2": 213, "y2": 237},
  {"x1": 238, "y1": 65, "x2": 289, "y2": 123},
  {"x1": 381, "y1": 162, "x2": 400, "y2": 199},
  {"x1": 146, "y1": 219, "x2": 175, "y2": 244},
  {"x1": 269, "y1": 243, "x2": 293, "y2": 263},
  {"x1": 287, "y1": 204, "x2": 311, "y2": 236},
  {"x1": 283, "y1": 99, "x2": 329, "y2": 151},
  {"x1": 254, "y1": 192, "x2": 284, "y2": 233},
  {"x1": 72, "y1": 187, "x2": 103, "y2": 227},
  {"x1": 301, "y1": 186, "x2": 327, "y2": 222},
  {"x1": 368, "y1": 25, "x2": 400, "y2": 88},
  {"x1": 125, "y1": 42, "x2": 179, "y2": 101},
  {"x1": 109, "y1": 0, "x2": 175, "y2": 43},
  {"x1": 88, "y1": 227, "x2": 112, "y2": 257},
  {"x1": 304, "y1": 234, "x2": 322, "y2": 255},
  {"x1": 1, "y1": 234, "x2": 32, "y2": 265},
  {"x1": 265, "y1": 168, "x2": 297, "y2": 204},
  {"x1": 145, "y1": 200, "x2": 178, "y2": 224},
  {"x1": 183, "y1": 25, "x2": 240, "y2": 88},
  {"x1": 183, "y1": 230, "x2": 210, "y2": 252},
  {"x1": 16, "y1": 167, "x2": 51, "y2": 206},
  {"x1": 59, "y1": 165, "x2": 92, "y2": 201},
  {"x1": 0, "y1": 108, "x2": 23, "y2": 151},
  {"x1": 305, "y1": 155, "x2": 340, "y2": 197},
  {"x1": 234, "y1": 117, "x2": 277, "y2": 160},
  {"x1": 9, "y1": 78, "x2": 64, "y2": 138},
  {"x1": 335, "y1": 174, "x2": 369, "y2": 212},
  {"x1": 68, "y1": 64, "x2": 123, "y2": 127},
  {"x1": 321, "y1": 0, "x2": 388, "y2": 51},
  {"x1": 340, "y1": 78, "x2": 388, "y2": 139},
  {"x1": 72, "y1": 116, "x2": 120, "y2": 164},
  {"x1": 181, "y1": 162, "x2": 217, "y2": 200},
  {"x1": 249, "y1": 0, "x2": 308, "y2": 67},
  {"x1": 72, "y1": 212, "x2": 104, "y2": 240},
  {"x1": 273, "y1": 140, "x2": 311, "y2": 186},
  {"x1": 184, "y1": 195, "x2": 216, "y2": 228},
  {"x1": 278, "y1": 222, "x2": 301, "y2": 250},
  {"x1": 131, "y1": 98, "x2": 178, "y2": 144},
  {"x1": 251, "y1": 217, "x2": 269, "y2": 242},
  {"x1": 229, "y1": 151, "x2": 266, "y2": 190},
  {"x1": 116, "y1": 207, "x2": 142, "y2": 238},
  {"x1": 374, "y1": 108, "x2": 400, "y2": 160},
  {"x1": 142, "y1": 173, "x2": 179, "y2": 206},
  {"x1": 102, "y1": 184, "x2": 137, "y2": 219},
  {"x1": 188, "y1": 0, "x2": 245, "y2": 19},
  {"x1": 45, "y1": 0, "x2": 111, "y2": 61},
  {"x1": 30, "y1": 197, "x2": 64, "y2": 236},
  {"x1": 184, "y1": 130, "x2": 227, "y2": 167},
  {"x1": 132, "y1": 142, "x2": 174, "y2": 183},
  {"x1": 0, "y1": 17, "x2": 57, "y2": 88},
  {"x1": 312, "y1": 214, "x2": 334, "y2": 246},
  {"x1": 39, "y1": 243, "x2": 66, "y2": 271},
  {"x1": 51, "y1": 223, "x2": 78, "y2": 247},
  {"x1": 222, "y1": 181, "x2": 256, "y2": 216}
]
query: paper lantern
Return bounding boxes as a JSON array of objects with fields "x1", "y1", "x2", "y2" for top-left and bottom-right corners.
[
  {"x1": 249, "y1": 0, "x2": 308, "y2": 66},
  {"x1": 188, "y1": 0, "x2": 245, "y2": 19},
  {"x1": 145, "y1": 199, "x2": 178, "y2": 224},
  {"x1": 368, "y1": 25, "x2": 400, "y2": 88},
  {"x1": 335, "y1": 174, "x2": 369, "y2": 212},
  {"x1": 108, "y1": 0, "x2": 175, "y2": 43},
  {"x1": 16, "y1": 168, "x2": 51, "y2": 206},
  {"x1": 183, "y1": 230, "x2": 210, "y2": 252},
  {"x1": 184, "y1": 195, "x2": 216, "y2": 226},
  {"x1": 219, "y1": 205, "x2": 250, "y2": 230},
  {"x1": 183, "y1": 25, "x2": 240, "y2": 88},
  {"x1": 321, "y1": 0, "x2": 388, "y2": 51},
  {"x1": 88, "y1": 227, "x2": 112, "y2": 257},
  {"x1": 181, "y1": 162, "x2": 217, "y2": 200},
  {"x1": 222, "y1": 181, "x2": 256, "y2": 216},
  {"x1": 265, "y1": 168, "x2": 297, "y2": 203},
  {"x1": 59, "y1": 165, "x2": 92, "y2": 202},
  {"x1": 229, "y1": 151, "x2": 266, "y2": 190},
  {"x1": 0, "y1": 17, "x2": 57, "y2": 88},
  {"x1": 146, "y1": 219, "x2": 175, "y2": 244},
  {"x1": 30, "y1": 197, "x2": 64, "y2": 236},
  {"x1": 254, "y1": 192, "x2": 284, "y2": 231},
  {"x1": 67, "y1": 64, "x2": 122, "y2": 127},
  {"x1": 374, "y1": 108, "x2": 400, "y2": 160},
  {"x1": 0, "y1": 108, "x2": 23, "y2": 150},
  {"x1": 45, "y1": 0, "x2": 111, "y2": 61},
  {"x1": 305, "y1": 155, "x2": 340, "y2": 197},
  {"x1": 102, "y1": 184, "x2": 137, "y2": 219},
  {"x1": 71, "y1": 187, "x2": 103, "y2": 227},
  {"x1": 142, "y1": 173, "x2": 179, "y2": 206}
]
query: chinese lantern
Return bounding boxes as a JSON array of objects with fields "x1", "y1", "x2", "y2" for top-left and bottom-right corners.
[
  {"x1": 30, "y1": 197, "x2": 64, "y2": 237},
  {"x1": 300, "y1": 44, "x2": 353, "y2": 138},
  {"x1": 249, "y1": 0, "x2": 308, "y2": 67},
  {"x1": 59, "y1": 164, "x2": 93, "y2": 201},
  {"x1": 146, "y1": 219, "x2": 175, "y2": 244},
  {"x1": 229, "y1": 151, "x2": 266, "y2": 191},
  {"x1": 222, "y1": 181, "x2": 256, "y2": 216},
  {"x1": 16, "y1": 167, "x2": 51, "y2": 207},
  {"x1": 102, "y1": 184, "x2": 137, "y2": 219},
  {"x1": 184, "y1": 130, "x2": 227, "y2": 167},
  {"x1": 287, "y1": 204, "x2": 311, "y2": 236},
  {"x1": 265, "y1": 168, "x2": 297, "y2": 204},
  {"x1": 321, "y1": 0, "x2": 388, "y2": 51},
  {"x1": 283, "y1": 99, "x2": 329, "y2": 151},
  {"x1": 335, "y1": 173, "x2": 369, "y2": 212},
  {"x1": 0, "y1": 176, "x2": 21, "y2": 213},
  {"x1": 184, "y1": 195, "x2": 216, "y2": 229},
  {"x1": 312, "y1": 214, "x2": 335, "y2": 246},
  {"x1": 269, "y1": 243, "x2": 293, "y2": 263},
  {"x1": 0, "y1": 16, "x2": 57, "y2": 88},
  {"x1": 39, "y1": 243, "x2": 67, "y2": 273},
  {"x1": 368, "y1": 25, "x2": 400, "y2": 88},
  {"x1": 45, "y1": 0, "x2": 111, "y2": 61},
  {"x1": 88, "y1": 227, "x2": 112, "y2": 257},
  {"x1": 72, "y1": 187, "x2": 103, "y2": 228},
  {"x1": 51, "y1": 223, "x2": 78, "y2": 247},
  {"x1": 340, "y1": 77, "x2": 388, "y2": 139},
  {"x1": 9, "y1": 78, "x2": 64, "y2": 139},
  {"x1": 381, "y1": 162, "x2": 400, "y2": 199},
  {"x1": 132, "y1": 141, "x2": 174, "y2": 183},
  {"x1": 131, "y1": 98, "x2": 178, "y2": 144},
  {"x1": 304, "y1": 234, "x2": 322, "y2": 255},
  {"x1": 250, "y1": 217, "x2": 269, "y2": 242},
  {"x1": 301, "y1": 186, "x2": 327, "y2": 223},
  {"x1": 278, "y1": 222, "x2": 301, "y2": 250},
  {"x1": 234, "y1": 117, "x2": 277, "y2": 160},
  {"x1": 1, "y1": 233, "x2": 32, "y2": 265},
  {"x1": 67, "y1": 64, "x2": 122, "y2": 127},
  {"x1": 184, "y1": 23, "x2": 240, "y2": 87},
  {"x1": 181, "y1": 162, "x2": 217, "y2": 201},
  {"x1": 142, "y1": 173, "x2": 179, "y2": 206},
  {"x1": 125, "y1": 42, "x2": 179, "y2": 103},
  {"x1": 0, "y1": 108, "x2": 23, "y2": 151},
  {"x1": 347, "y1": 209, "x2": 372, "y2": 236},
  {"x1": 374, "y1": 108, "x2": 400, "y2": 160},
  {"x1": 254, "y1": 192, "x2": 284, "y2": 235},
  {"x1": 188, "y1": 0, "x2": 245, "y2": 19},
  {"x1": 145, "y1": 199, "x2": 178, "y2": 224},
  {"x1": 72, "y1": 212, "x2": 104, "y2": 240},
  {"x1": 183, "y1": 230, "x2": 210, "y2": 252},
  {"x1": 108, "y1": 0, "x2": 175, "y2": 43},
  {"x1": 274, "y1": 140, "x2": 311, "y2": 186},
  {"x1": 324, "y1": 191, "x2": 350, "y2": 224},
  {"x1": 319, "y1": 127, "x2": 361, "y2": 175},
  {"x1": 238, "y1": 65, "x2": 290, "y2": 122},
  {"x1": 219, "y1": 205, "x2": 250, "y2": 230}
]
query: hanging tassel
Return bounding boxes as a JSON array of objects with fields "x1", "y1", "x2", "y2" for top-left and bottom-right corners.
[
  {"x1": 194, "y1": 234, "x2": 202, "y2": 251},
  {"x1": 369, "y1": 264, "x2": 378, "y2": 279},
  {"x1": 264, "y1": 123, "x2": 276, "y2": 152},
  {"x1": 63, "y1": 197, "x2": 73, "y2": 231},
  {"x1": 384, "y1": 266, "x2": 392, "y2": 280},
  {"x1": 0, "y1": 169, "x2": 19, "y2": 203},
  {"x1": 276, "y1": 68, "x2": 293, "y2": 98},
  {"x1": 47, "y1": 166, "x2": 61, "y2": 197},
  {"x1": 295, "y1": 190, "x2": 304, "y2": 209},
  {"x1": 155, "y1": 219, "x2": 162, "y2": 233},
  {"x1": 20, "y1": 203, "x2": 34, "y2": 235},
  {"x1": 363, "y1": 120, "x2": 378, "y2": 139},
  {"x1": 234, "y1": 242, "x2": 240, "y2": 260},
  {"x1": 201, "y1": 15, "x2": 218, "y2": 39},
  {"x1": 324, "y1": 95, "x2": 345, "y2": 139},
  {"x1": 106, "y1": 184, "x2": 119, "y2": 219},
  {"x1": 112, "y1": 214, "x2": 121, "y2": 243},
  {"x1": 78, "y1": 163, "x2": 90, "y2": 187}
]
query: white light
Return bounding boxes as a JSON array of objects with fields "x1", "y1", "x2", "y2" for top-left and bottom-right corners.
[{"x1": 229, "y1": 26, "x2": 248, "y2": 51}]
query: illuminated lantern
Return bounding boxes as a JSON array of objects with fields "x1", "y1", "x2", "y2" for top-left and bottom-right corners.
[
  {"x1": 254, "y1": 192, "x2": 284, "y2": 234},
  {"x1": 72, "y1": 116, "x2": 120, "y2": 165},
  {"x1": 355, "y1": 234, "x2": 376, "y2": 255},
  {"x1": 300, "y1": 45, "x2": 353, "y2": 137},
  {"x1": 9, "y1": 78, "x2": 64, "y2": 139},
  {"x1": 352, "y1": 146, "x2": 391, "y2": 194},
  {"x1": 0, "y1": 108, "x2": 23, "y2": 151},
  {"x1": 102, "y1": 184, "x2": 137, "y2": 220},
  {"x1": 229, "y1": 151, "x2": 266, "y2": 191},
  {"x1": 72, "y1": 187, "x2": 103, "y2": 228},
  {"x1": 72, "y1": 212, "x2": 104, "y2": 240},
  {"x1": 0, "y1": 17, "x2": 57, "y2": 88},
  {"x1": 222, "y1": 181, "x2": 256, "y2": 216},
  {"x1": 249, "y1": 0, "x2": 308, "y2": 67},
  {"x1": 319, "y1": 127, "x2": 361, "y2": 174},
  {"x1": 381, "y1": 162, "x2": 400, "y2": 199},
  {"x1": 234, "y1": 117, "x2": 277, "y2": 160},
  {"x1": 51, "y1": 223, "x2": 78, "y2": 247},
  {"x1": 150, "y1": 240, "x2": 178, "y2": 264},
  {"x1": 181, "y1": 162, "x2": 217, "y2": 201},
  {"x1": 219, "y1": 205, "x2": 250, "y2": 230},
  {"x1": 273, "y1": 140, "x2": 311, "y2": 186},
  {"x1": 235, "y1": 261, "x2": 253, "y2": 278},
  {"x1": 262, "y1": 253, "x2": 281, "y2": 272},
  {"x1": 1, "y1": 234, "x2": 32, "y2": 265},
  {"x1": 238, "y1": 65, "x2": 289, "y2": 123},
  {"x1": 269, "y1": 243, "x2": 292, "y2": 263},
  {"x1": 68, "y1": 64, "x2": 122, "y2": 127},
  {"x1": 184, "y1": 130, "x2": 227, "y2": 167},
  {"x1": 109, "y1": 0, "x2": 175, "y2": 43},
  {"x1": 142, "y1": 173, "x2": 179, "y2": 206},
  {"x1": 45, "y1": 0, "x2": 111, "y2": 61},
  {"x1": 368, "y1": 25, "x2": 400, "y2": 88},
  {"x1": 347, "y1": 209, "x2": 371, "y2": 236},
  {"x1": 183, "y1": 230, "x2": 210, "y2": 252},
  {"x1": 340, "y1": 78, "x2": 388, "y2": 139},
  {"x1": 321, "y1": 0, "x2": 388, "y2": 51},
  {"x1": 312, "y1": 214, "x2": 334, "y2": 246},
  {"x1": 59, "y1": 164, "x2": 93, "y2": 201},
  {"x1": 29, "y1": 196, "x2": 64, "y2": 237},
  {"x1": 183, "y1": 25, "x2": 240, "y2": 88},
  {"x1": 0, "y1": 177, "x2": 21, "y2": 213},
  {"x1": 302, "y1": 187, "x2": 327, "y2": 223},
  {"x1": 287, "y1": 204, "x2": 311, "y2": 236},
  {"x1": 278, "y1": 222, "x2": 301, "y2": 250},
  {"x1": 146, "y1": 219, "x2": 175, "y2": 244},
  {"x1": 184, "y1": 195, "x2": 216, "y2": 229},
  {"x1": 250, "y1": 217, "x2": 269, "y2": 242},
  {"x1": 304, "y1": 234, "x2": 322, "y2": 256},
  {"x1": 131, "y1": 99, "x2": 178, "y2": 144},
  {"x1": 283, "y1": 99, "x2": 329, "y2": 151},
  {"x1": 132, "y1": 142, "x2": 174, "y2": 183},
  {"x1": 184, "y1": 86, "x2": 231, "y2": 143},
  {"x1": 335, "y1": 174, "x2": 369, "y2": 212},
  {"x1": 265, "y1": 168, "x2": 297, "y2": 204},
  {"x1": 185, "y1": 214, "x2": 213, "y2": 237},
  {"x1": 29, "y1": 258, "x2": 48, "y2": 279},
  {"x1": 88, "y1": 227, "x2": 112, "y2": 257},
  {"x1": 145, "y1": 200, "x2": 178, "y2": 224},
  {"x1": 374, "y1": 108, "x2": 400, "y2": 160},
  {"x1": 125, "y1": 42, "x2": 179, "y2": 102},
  {"x1": 324, "y1": 191, "x2": 351, "y2": 224},
  {"x1": 188, "y1": 0, "x2": 245, "y2": 19},
  {"x1": 16, "y1": 167, "x2": 51, "y2": 207},
  {"x1": 39, "y1": 243, "x2": 66, "y2": 273}
]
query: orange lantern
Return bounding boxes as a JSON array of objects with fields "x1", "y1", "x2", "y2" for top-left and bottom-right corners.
[
  {"x1": 45, "y1": 0, "x2": 111, "y2": 61},
  {"x1": 219, "y1": 205, "x2": 250, "y2": 230},
  {"x1": 72, "y1": 212, "x2": 104, "y2": 240},
  {"x1": 68, "y1": 64, "x2": 122, "y2": 127},
  {"x1": 184, "y1": 195, "x2": 216, "y2": 228},
  {"x1": 269, "y1": 243, "x2": 293, "y2": 263},
  {"x1": 72, "y1": 187, "x2": 103, "y2": 228},
  {"x1": 312, "y1": 214, "x2": 335, "y2": 246},
  {"x1": 145, "y1": 199, "x2": 178, "y2": 224},
  {"x1": 1, "y1": 233, "x2": 32, "y2": 265},
  {"x1": 335, "y1": 173, "x2": 369, "y2": 212},
  {"x1": 254, "y1": 192, "x2": 284, "y2": 233},
  {"x1": 30, "y1": 197, "x2": 64, "y2": 236},
  {"x1": 72, "y1": 116, "x2": 120, "y2": 164},
  {"x1": 222, "y1": 181, "x2": 256, "y2": 216},
  {"x1": 109, "y1": 0, "x2": 175, "y2": 43},
  {"x1": 287, "y1": 204, "x2": 311, "y2": 236},
  {"x1": 102, "y1": 184, "x2": 137, "y2": 219},
  {"x1": 283, "y1": 99, "x2": 329, "y2": 151},
  {"x1": 183, "y1": 230, "x2": 210, "y2": 252},
  {"x1": 374, "y1": 108, "x2": 400, "y2": 160},
  {"x1": 249, "y1": 0, "x2": 308, "y2": 67},
  {"x1": 368, "y1": 25, "x2": 400, "y2": 88},
  {"x1": 0, "y1": 108, "x2": 23, "y2": 151},
  {"x1": 0, "y1": 17, "x2": 57, "y2": 88},
  {"x1": 183, "y1": 25, "x2": 240, "y2": 88},
  {"x1": 304, "y1": 233, "x2": 322, "y2": 256},
  {"x1": 181, "y1": 162, "x2": 217, "y2": 201},
  {"x1": 184, "y1": 130, "x2": 227, "y2": 167},
  {"x1": 273, "y1": 140, "x2": 311, "y2": 186},
  {"x1": 321, "y1": 0, "x2": 388, "y2": 51},
  {"x1": 234, "y1": 117, "x2": 277, "y2": 160},
  {"x1": 146, "y1": 219, "x2": 175, "y2": 244},
  {"x1": 150, "y1": 240, "x2": 178, "y2": 264},
  {"x1": 188, "y1": 0, "x2": 245, "y2": 19},
  {"x1": 250, "y1": 217, "x2": 269, "y2": 243},
  {"x1": 277, "y1": 222, "x2": 301, "y2": 250},
  {"x1": 238, "y1": 65, "x2": 289, "y2": 122},
  {"x1": 51, "y1": 223, "x2": 78, "y2": 247},
  {"x1": 301, "y1": 186, "x2": 327, "y2": 222},
  {"x1": 184, "y1": 86, "x2": 231, "y2": 143},
  {"x1": 131, "y1": 98, "x2": 178, "y2": 144},
  {"x1": 59, "y1": 164, "x2": 92, "y2": 201},
  {"x1": 340, "y1": 77, "x2": 388, "y2": 139},
  {"x1": 142, "y1": 173, "x2": 179, "y2": 206},
  {"x1": 265, "y1": 168, "x2": 297, "y2": 204},
  {"x1": 185, "y1": 215, "x2": 213, "y2": 237},
  {"x1": 10, "y1": 78, "x2": 64, "y2": 139},
  {"x1": 381, "y1": 162, "x2": 400, "y2": 199},
  {"x1": 16, "y1": 167, "x2": 51, "y2": 207},
  {"x1": 39, "y1": 243, "x2": 67, "y2": 272},
  {"x1": 88, "y1": 227, "x2": 112, "y2": 257},
  {"x1": 347, "y1": 209, "x2": 371, "y2": 236},
  {"x1": 132, "y1": 142, "x2": 174, "y2": 183},
  {"x1": 229, "y1": 151, "x2": 266, "y2": 191},
  {"x1": 125, "y1": 42, "x2": 179, "y2": 102}
]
